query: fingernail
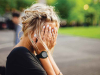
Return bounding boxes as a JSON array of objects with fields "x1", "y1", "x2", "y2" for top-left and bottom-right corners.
[
  {"x1": 43, "y1": 26, "x2": 45, "y2": 29},
  {"x1": 34, "y1": 34, "x2": 37, "y2": 37},
  {"x1": 47, "y1": 24, "x2": 49, "y2": 27},
  {"x1": 54, "y1": 27, "x2": 57, "y2": 30},
  {"x1": 52, "y1": 29, "x2": 53, "y2": 32},
  {"x1": 49, "y1": 27, "x2": 51, "y2": 29}
]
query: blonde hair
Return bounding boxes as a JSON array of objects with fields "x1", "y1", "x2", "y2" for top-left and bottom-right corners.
[{"x1": 20, "y1": 3, "x2": 60, "y2": 53}]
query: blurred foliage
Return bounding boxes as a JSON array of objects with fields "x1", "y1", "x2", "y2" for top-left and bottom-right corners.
[
  {"x1": 0, "y1": 0, "x2": 100, "y2": 25},
  {"x1": 0, "y1": 0, "x2": 36, "y2": 15},
  {"x1": 47, "y1": 0, "x2": 100, "y2": 26}
]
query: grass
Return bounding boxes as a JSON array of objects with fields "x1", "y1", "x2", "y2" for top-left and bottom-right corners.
[{"x1": 58, "y1": 26, "x2": 100, "y2": 39}]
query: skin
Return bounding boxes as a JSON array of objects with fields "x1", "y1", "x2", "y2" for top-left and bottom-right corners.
[
  {"x1": 32, "y1": 21, "x2": 58, "y2": 54},
  {"x1": 12, "y1": 17, "x2": 20, "y2": 25},
  {"x1": 14, "y1": 21, "x2": 63, "y2": 75}
]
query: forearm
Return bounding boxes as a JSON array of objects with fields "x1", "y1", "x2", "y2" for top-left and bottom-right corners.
[
  {"x1": 39, "y1": 57, "x2": 56, "y2": 75},
  {"x1": 48, "y1": 51, "x2": 62, "y2": 75}
]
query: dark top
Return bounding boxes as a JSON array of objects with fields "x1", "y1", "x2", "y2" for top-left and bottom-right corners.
[{"x1": 5, "y1": 47, "x2": 47, "y2": 75}]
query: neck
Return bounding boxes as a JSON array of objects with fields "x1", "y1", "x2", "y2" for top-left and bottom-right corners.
[{"x1": 15, "y1": 36, "x2": 34, "y2": 53}]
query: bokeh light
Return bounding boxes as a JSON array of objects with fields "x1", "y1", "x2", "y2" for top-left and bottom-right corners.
[{"x1": 84, "y1": 4, "x2": 89, "y2": 10}]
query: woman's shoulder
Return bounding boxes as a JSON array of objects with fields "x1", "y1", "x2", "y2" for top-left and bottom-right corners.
[
  {"x1": 11, "y1": 46, "x2": 28, "y2": 53},
  {"x1": 7, "y1": 46, "x2": 40, "y2": 64},
  {"x1": 7, "y1": 46, "x2": 30, "y2": 59},
  {"x1": 6, "y1": 47, "x2": 47, "y2": 74},
  {"x1": 10, "y1": 46, "x2": 29, "y2": 54}
]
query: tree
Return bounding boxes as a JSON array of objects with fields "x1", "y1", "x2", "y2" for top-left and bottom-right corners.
[
  {"x1": 47, "y1": 0, "x2": 100, "y2": 26},
  {"x1": 0, "y1": 0, "x2": 36, "y2": 15}
]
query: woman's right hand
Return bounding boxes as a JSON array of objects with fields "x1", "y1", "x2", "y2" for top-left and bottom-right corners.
[{"x1": 32, "y1": 24, "x2": 58, "y2": 54}]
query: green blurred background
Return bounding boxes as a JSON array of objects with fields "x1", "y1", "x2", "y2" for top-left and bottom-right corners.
[
  {"x1": 0, "y1": 0, "x2": 100, "y2": 39},
  {"x1": 0, "y1": 1, "x2": 100, "y2": 75}
]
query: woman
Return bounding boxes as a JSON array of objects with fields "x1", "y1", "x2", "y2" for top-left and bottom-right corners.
[{"x1": 5, "y1": 3, "x2": 63, "y2": 75}]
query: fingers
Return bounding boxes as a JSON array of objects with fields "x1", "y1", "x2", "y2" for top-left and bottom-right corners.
[
  {"x1": 41, "y1": 25, "x2": 58, "y2": 41},
  {"x1": 52, "y1": 27, "x2": 57, "y2": 39},
  {"x1": 51, "y1": 27, "x2": 58, "y2": 46},
  {"x1": 48, "y1": 26, "x2": 52, "y2": 38},
  {"x1": 51, "y1": 29, "x2": 54, "y2": 39},
  {"x1": 41, "y1": 26, "x2": 45, "y2": 39},
  {"x1": 39, "y1": 24, "x2": 58, "y2": 50},
  {"x1": 48, "y1": 26, "x2": 51, "y2": 34},
  {"x1": 45, "y1": 25, "x2": 49, "y2": 35},
  {"x1": 54, "y1": 27, "x2": 58, "y2": 39},
  {"x1": 43, "y1": 24, "x2": 50, "y2": 41}
]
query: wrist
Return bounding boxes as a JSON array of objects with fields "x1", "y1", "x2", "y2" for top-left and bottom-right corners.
[
  {"x1": 36, "y1": 49, "x2": 47, "y2": 55},
  {"x1": 36, "y1": 42, "x2": 47, "y2": 55},
  {"x1": 36, "y1": 51, "x2": 48, "y2": 59},
  {"x1": 36, "y1": 50, "x2": 42, "y2": 55}
]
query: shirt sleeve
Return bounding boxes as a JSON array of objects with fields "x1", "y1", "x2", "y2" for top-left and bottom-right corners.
[{"x1": 6, "y1": 47, "x2": 47, "y2": 75}]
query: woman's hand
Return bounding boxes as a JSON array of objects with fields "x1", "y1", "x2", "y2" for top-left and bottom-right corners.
[{"x1": 32, "y1": 24, "x2": 58, "y2": 54}]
